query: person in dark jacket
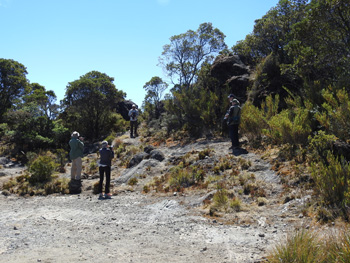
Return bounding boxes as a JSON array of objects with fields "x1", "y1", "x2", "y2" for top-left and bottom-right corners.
[
  {"x1": 98, "y1": 141, "x2": 114, "y2": 199},
  {"x1": 224, "y1": 96, "x2": 241, "y2": 150},
  {"x1": 128, "y1": 104, "x2": 139, "y2": 138}
]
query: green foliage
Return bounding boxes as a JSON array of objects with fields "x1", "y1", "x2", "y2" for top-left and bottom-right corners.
[
  {"x1": 268, "y1": 228, "x2": 350, "y2": 263},
  {"x1": 316, "y1": 88, "x2": 350, "y2": 142},
  {"x1": 160, "y1": 22, "x2": 227, "y2": 89},
  {"x1": 0, "y1": 58, "x2": 30, "y2": 121},
  {"x1": 29, "y1": 155, "x2": 58, "y2": 184},
  {"x1": 61, "y1": 71, "x2": 125, "y2": 140},
  {"x1": 212, "y1": 188, "x2": 229, "y2": 208},
  {"x1": 311, "y1": 152, "x2": 350, "y2": 218},
  {"x1": 263, "y1": 95, "x2": 312, "y2": 145},
  {"x1": 307, "y1": 130, "x2": 336, "y2": 164},
  {"x1": 143, "y1": 76, "x2": 168, "y2": 120},
  {"x1": 267, "y1": 230, "x2": 324, "y2": 263},
  {"x1": 128, "y1": 178, "x2": 138, "y2": 186},
  {"x1": 240, "y1": 101, "x2": 267, "y2": 142}
]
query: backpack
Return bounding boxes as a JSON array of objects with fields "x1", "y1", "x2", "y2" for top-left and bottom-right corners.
[{"x1": 227, "y1": 105, "x2": 241, "y2": 125}]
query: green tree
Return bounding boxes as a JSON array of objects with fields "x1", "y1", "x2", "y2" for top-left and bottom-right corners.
[
  {"x1": 61, "y1": 71, "x2": 125, "y2": 140},
  {"x1": 0, "y1": 58, "x2": 29, "y2": 121},
  {"x1": 159, "y1": 22, "x2": 227, "y2": 90},
  {"x1": 288, "y1": 0, "x2": 350, "y2": 93},
  {"x1": 23, "y1": 83, "x2": 59, "y2": 120},
  {"x1": 4, "y1": 84, "x2": 63, "y2": 151},
  {"x1": 143, "y1": 76, "x2": 168, "y2": 119}
]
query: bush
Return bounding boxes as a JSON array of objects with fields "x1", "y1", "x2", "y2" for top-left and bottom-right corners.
[
  {"x1": 311, "y1": 152, "x2": 350, "y2": 219},
  {"x1": 268, "y1": 229, "x2": 350, "y2": 263},
  {"x1": 240, "y1": 101, "x2": 266, "y2": 142},
  {"x1": 316, "y1": 88, "x2": 350, "y2": 142},
  {"x1": 29, "y1": 155, "x2": 58, "y2": 184},
  {"x1": 267, "y1": 230, "x2": 324, "y2": 263}
]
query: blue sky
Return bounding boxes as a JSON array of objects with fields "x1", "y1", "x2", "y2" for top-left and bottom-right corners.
[{"x1": 1, "y1": 0, "x2": 280, "y2": 107}]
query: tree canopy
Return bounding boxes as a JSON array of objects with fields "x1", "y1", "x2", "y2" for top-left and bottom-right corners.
[
  {"x1": 159, "y1": 22, "x2": 227, "y2": 90},
  {"x1": 0, "y1": 58, "x2": 29, "y2": 121},
  {"x1": 61, "y1": 71, "x2": 125, "y2": 141}
]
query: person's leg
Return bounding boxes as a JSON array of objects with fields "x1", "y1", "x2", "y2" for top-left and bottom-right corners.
[
  {"x1": 71, "y1": 158, "x2": 77, "y2": 180},
  {"x1": 105, "y1": 166, "x2": 111, "y2": 194},
  {"x1": 75, "y1": 157, "x2": 82, "y2": 180},
  {"x1": 228, "y1": 125, "x2": 234, "y2": 149},
  {"x1": 135, "y1": 121, "x2": 138, "y2": 137},
  {"x1": 130, "y1": 121, "x2": 134, "y2": 137},
  {"x1": 233, "y1": 124, "x2": 239, "y2": 148},
  {"x1": 98, "y1": 166, "x2": 104, "y2": 195}
]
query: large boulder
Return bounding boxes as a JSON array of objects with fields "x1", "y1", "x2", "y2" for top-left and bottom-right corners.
[
  {"x1": 116, "y1": 100, "x2": 138, "y2": 121},
  {"x1": 210, "y1": 54, "x2": 251, "y2": 102},
  {"x1": 128, "y1": 152, "x2": 149, "y2": 168}
]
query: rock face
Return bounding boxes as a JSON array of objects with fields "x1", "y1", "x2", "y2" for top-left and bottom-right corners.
[
  {"x1": 210, "y1": 54, "x2": 251, "y2": 102},
  {"x1": 127, "y1": 147, "x2": 165, "y2": 168},
  {"x1": 116, "y1": 100, "x2": 138, "y2": 121}
]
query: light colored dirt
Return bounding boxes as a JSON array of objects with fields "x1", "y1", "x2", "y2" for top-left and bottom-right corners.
[{"x1": 0, "y1": 136, "x2": 312, "y2": 263}]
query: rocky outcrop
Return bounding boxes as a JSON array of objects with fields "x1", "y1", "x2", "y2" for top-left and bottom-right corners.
[
  {"x1": 127, "y1": 146, "x2": 165, "y2": 168},
  {"x1": 210, "y1": 54, "x2": 251, "y2": 102},
  {"x1": 115, "y1": 100, "x2": 138, "y2": 121}
]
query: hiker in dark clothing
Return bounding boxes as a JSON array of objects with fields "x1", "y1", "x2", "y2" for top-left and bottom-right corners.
[
  {"x1": 98, "y1": 141, "x2": 114, "y2": 199},
  {"x1": 224, "y1": 96, "x2": 241, "y2": 150}
]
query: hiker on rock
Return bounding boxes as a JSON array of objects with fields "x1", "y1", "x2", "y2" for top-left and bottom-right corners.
[
  {"x1": 224, "y1": 95, "x2": 241, "y2": 150},
  {"x1": 98, "y1": 140, "x2": 114, "y2": 200},
  {"x1": 69, "y1": 131, "x2": 84, "y2": 181},
  {"x1": 128, "y1": 104, "x2": 139, "y2": 138}
]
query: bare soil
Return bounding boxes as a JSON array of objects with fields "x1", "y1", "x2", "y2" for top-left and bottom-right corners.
[{"x1": 0, "y1": 136, "x2": 312, "y2": 263}]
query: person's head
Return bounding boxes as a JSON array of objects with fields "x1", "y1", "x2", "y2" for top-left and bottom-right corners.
[
  {"x1": 132, "y1": 104, "x2": 136, "y2": 109},
  {"x1": 101, "y1": 141, "x2": 108, "y2": 148},
  {"x1": 227, "y1": 94, "x2": 235, "y2": 102},
  {"x1": 232, "y1": 99, "x2": 240, "y2": 105},
  {"x1": 71, "y1": 131, "x2": 80, "y2": 138}
]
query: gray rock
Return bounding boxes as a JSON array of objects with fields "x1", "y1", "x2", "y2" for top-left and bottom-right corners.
[
  {"x1": 128, "y1": 152, "x2": 149, "y2": 168},
  {"x1": 144, "y1": 145, "x2": 155, "y2": 154},
  {"x1": 149, "y1": 149, "x2": 165, "y2": 162},
  {"x1": 113, "y1": 159, "x2": 160, "y2": 185}
]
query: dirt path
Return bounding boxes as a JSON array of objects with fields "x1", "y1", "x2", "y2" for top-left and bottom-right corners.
[{"x1": 0, "y1": 137, "x2": 310, "y2": 263}]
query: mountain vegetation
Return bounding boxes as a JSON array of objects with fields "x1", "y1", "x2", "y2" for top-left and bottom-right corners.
[{"x1": 1, "y1": 0, "x2": 350, "y2": 259}]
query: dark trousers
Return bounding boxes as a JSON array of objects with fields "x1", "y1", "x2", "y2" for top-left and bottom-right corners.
[
  {"x1": 130, "y1": 120, "x2": 138, "y2": 137},
  {"x1": 98, "y1": 166, "x2": 111, "y2": 194},
  {"x1": 228, "y1": 124, "x2": 239, "y2": 148}
]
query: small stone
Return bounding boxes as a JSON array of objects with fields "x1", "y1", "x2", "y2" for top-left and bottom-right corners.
[
  {"x1": 259, "y1": 233, "x2": 265, "y2": 238},
  {"x1": 173, "y1": 192, "x2": 177, "y2": 196}
]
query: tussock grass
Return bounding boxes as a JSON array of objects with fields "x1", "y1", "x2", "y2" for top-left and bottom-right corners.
[{"x1": 267, "y1": 228, "x2": 350, "y2": 263}]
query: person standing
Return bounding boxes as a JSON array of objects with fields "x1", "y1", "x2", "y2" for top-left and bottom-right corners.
[
  {"x1": 128, "y1": 104, "x2": 139, "y2": 138},
  {"x1": 98, "y1": 141, "x2": 114, "y2": 199},
  {"x1": 69, "y1": 131, "x2": 84, "y2": 181},
  {"x1": 224, "y1": 97, "x2": 241, "y2": 150}
]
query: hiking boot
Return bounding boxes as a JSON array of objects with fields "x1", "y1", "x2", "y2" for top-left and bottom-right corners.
[
  {"x1": 104, "y1": 193, "x2": 112, "y2": 199},
  {"x1": 98, "y1": 194, "x2": 104, "y2": 200}
]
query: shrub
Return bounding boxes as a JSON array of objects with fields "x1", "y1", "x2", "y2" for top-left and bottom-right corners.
[
  {"x1": 128, "y1": 178, "x2": 138, "y2": 186},
  {"x1": 311, "y1": 152, "x2": 350, "y2": 218},
  {"x1": 267, "y1": 230, "x2": 325, "y2": 263},
  {"x1": 316, "y1": 88, "x2": 350, "y2": 142},
  {"x1": 240, "y1": 101, "x2": 266, "y2": 142},
  {"x1": 229, "y1": 197, "x2": 242, "y2": 212},
  {"x1": 29, "y1": 155, "x2": 58, "y2": 184},
  {"x1": 212, "y1": 188, "x2": 229, "y2": 209}
]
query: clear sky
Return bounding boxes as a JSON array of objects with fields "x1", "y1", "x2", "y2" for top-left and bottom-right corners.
[{"x1": 1, "y1": 0, "x2": 280, "y2": 107}]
